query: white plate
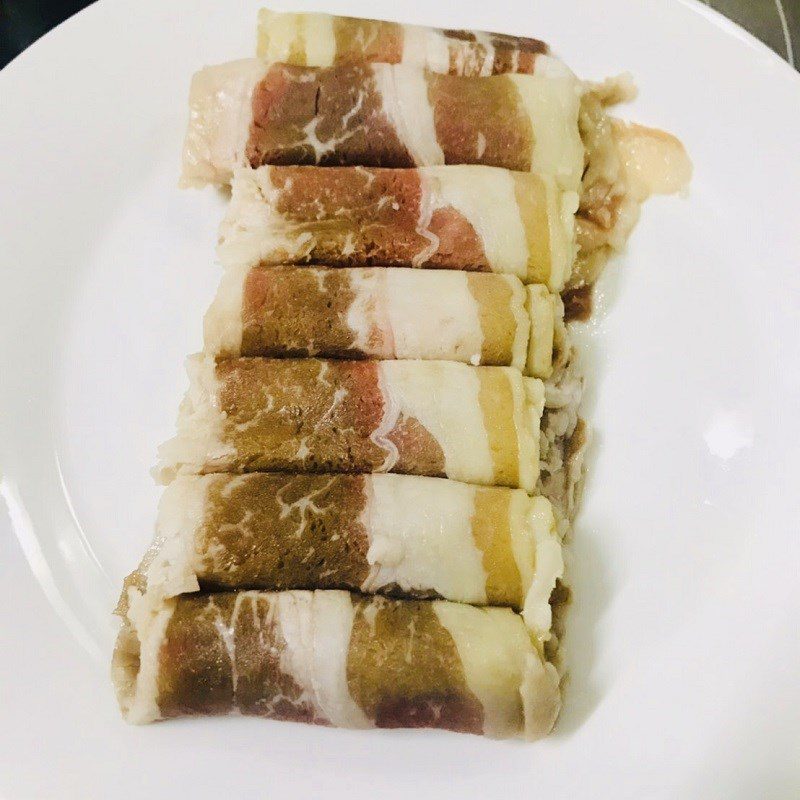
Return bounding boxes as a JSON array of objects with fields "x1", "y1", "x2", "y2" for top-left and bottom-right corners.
[{"x1": 1, "y1": 0, "x2": 799, "y2": 797}]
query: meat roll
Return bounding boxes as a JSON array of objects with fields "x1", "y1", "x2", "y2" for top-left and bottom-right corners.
[
  {"x1": 205, "y1": 265, "x2": 565, "y2": 378},
  {"x1": 156, "y1": 356, "x2": 544, "y2": 491},
  {"x1": 113, "y1": 589, "x2": 561, "y2": 739},
  {"x1": 257, "y1": 9, "x2": 549, "y2": 76},
  {"x1": 122, "y1": 472, "x2": 563, "y2": 638},
  {"x1": 180, "y1": 59, "x2": 584, "y2": 191},
  {"x1": 218, "y1": 165, "x2": 576, "y2": 291}
]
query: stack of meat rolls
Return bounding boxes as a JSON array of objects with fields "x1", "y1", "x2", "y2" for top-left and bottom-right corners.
[{"x1": 113, "y1": 8, "x2": 689, "y2": 739}]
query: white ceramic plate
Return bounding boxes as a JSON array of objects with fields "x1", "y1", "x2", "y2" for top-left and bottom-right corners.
[{"x1": 1, "y1": 0, "x2": 799, "y2": 797}]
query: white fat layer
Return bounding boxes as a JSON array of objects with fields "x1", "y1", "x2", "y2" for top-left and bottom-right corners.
[
  {"x1": 347, "y1": 269, "x2": 531, "y2": 368},
  {"x1": 347, "y1": 269, "x2": 486, "y2": 363},
  {"x1": 180, "y1": 60, "x2": 265, "y2": 188},
  {"x1": 123, "y1": 592, "x2": 176, "y2": 724},
  {"x1": 203, "y1": 264, "x2": 247, "y2": 357},
  {"x1": 516, "y1": 376, "x2": 545, "y2": 493},
  {"x1": 379, "y1": 360, "x2": 494, "y2": 485},
  {"x1": 361, "y1": 474, "x2": 487, "y2": 603},
  {"x1": 506, "y1": 275, "x2": 530, "y2": 373},
  {"x1": 433, "y1": 603, "x2": 532, "y2": 738},
  {"x1": 343, "y1": 269, "x2": 387, "y2": 353},
  {"x1": 521, "y1": 497, "x2": 563, "y2": 642},
  {"x1": 307, "y1": 591, "x2": 373, "y2": 728},
  {"x1": 303, "y1": 13, "x2": 337, "y2": 67},
  {"x1": 525, "y1": 285, "x2": 556, "y2": 378},
  {"x1": 374, "y1": 64, "x2": 444, "y2": 165},
  {"x1": 427, "y1": 165, "x2": 529, "y2": 278},
  {"x1": 549, "y1": 187, "x2": 579, "y2": 291},
  {"x1": 525, "y1": 376, "x2": 546, "y2": 424},
  {"x1": 218, "y1": 167, "x2": 315, "y2": 270},
  {"x1": 400, "y1": 25, "x2": 450, "y2": 73},
  {"x1": 382, "y1": 269, "x2": 483, "y2": 363},
  {"x1": 370, "y1": 365, "x2": 402, "y2": 472},
  {"x1": 143, "y1": 476, "x2": 209, "y2": 601},
  {"x1": 507, "y1": 490, "x2": 536, "y2": 599},
  {"x1": 269, "y1": 591, "x2": 331, "y2": 720},
  {"x1": 508, "y1": 58, "x2": 584, "y2": 192},
  {"x1": 257, "y1": 9, "x2": 302, "y2": 63},
  {"x1": 155, "y1": 354, "x2": 234, "y2": 484},
  {"x1": 521, "y1": 656, "x2": 561, "y2": 740}
]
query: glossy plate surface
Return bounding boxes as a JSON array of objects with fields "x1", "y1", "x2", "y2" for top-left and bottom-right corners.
[{"x1": 1, "y1": 1, "x2": 798, "y2": 797}]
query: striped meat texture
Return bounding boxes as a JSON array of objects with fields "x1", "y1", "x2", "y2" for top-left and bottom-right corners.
[
  {"x1": 121, "y1": 472, "x2": 564, "y2": 639},
  {"x1": 156, "y1": 356, "x2": 544, "y2": 492},
  {"x1": 180, "y1": 59, "x2": 584, "y2": 193},
  {"x1": 257, "y1": 9, "x2": 549, "y2": 76},
  {"x1": 218, "y1": 165, "x2": 576, "y2": 290},
  {"x1": 205, "y1": 265, "x2": 564, "y2": 378},
  {"x1": 113, "y1": 589, "x2": 561, "y2": 739}
]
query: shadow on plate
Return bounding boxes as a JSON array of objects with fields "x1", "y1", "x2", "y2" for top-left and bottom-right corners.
[
  {"x1": 549, "y1": 262, "x2": 625, "y2": 736},
  {"x1": 551, "y1": 499, "x2": 613, "y2": 737}
]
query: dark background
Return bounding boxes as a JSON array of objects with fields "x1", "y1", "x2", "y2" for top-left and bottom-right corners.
[
  {"x1": 1, "y1": 0, "x2": 95, "y2": 67},
  {"x1": 1, "y1": 0, "x2": 798, "y2": 70}
]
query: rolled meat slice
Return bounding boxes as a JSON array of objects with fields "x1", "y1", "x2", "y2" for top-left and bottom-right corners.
[
  {"x1": 113, "y1": 589, "x2": 561, "y2": 738},
  {"x1": 180, "y1": 59, "x2": 584, "y2": 192},
  {"x1": 205, "y1": 265, "x2": 565, "y2": 378},
  {"x1": 156, "y1": 356, "x2": 544, "y2": 492},
  {"x1": 218, "y1": 165, "x2": 576, "y2": 291},
  {"x1": 122, "y1": 472, "x2": 563, "y2": 639},
  {"x1": 257, "y1": 9, "x2": 549, "y2": 76}
]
